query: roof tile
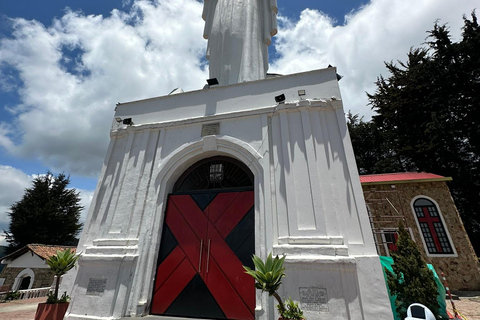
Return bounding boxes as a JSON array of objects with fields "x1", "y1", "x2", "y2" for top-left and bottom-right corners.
[
  {"x1": 359, "y1": 172, "x2": 449, "y2": 184},
  {"x1": 28, "y1": 244, "x2": 77, "y2": 260}
]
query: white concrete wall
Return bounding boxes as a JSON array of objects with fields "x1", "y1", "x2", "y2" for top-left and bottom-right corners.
[
  {"x1": 65, "y1": 68, "x2": 393, "y2": 320},
  {"x1": 6, "y1": 253, "x2": 48, "y2": 269}
]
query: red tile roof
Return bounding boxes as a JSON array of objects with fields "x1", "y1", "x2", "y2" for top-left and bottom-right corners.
[
  {"x1": 28, "y1": 244, "x2": 77, "y2": 260},
  {"x1": 0, "y1": 244, "x2": 77, "y2": 262},
  {"x1": 360, "y1": 172, "x2": 452, "y2": 185}
]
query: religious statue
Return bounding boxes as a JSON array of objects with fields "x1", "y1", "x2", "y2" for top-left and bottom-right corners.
[{"x1": 202, "y1": 0, "x2": 278, "y2": 86}]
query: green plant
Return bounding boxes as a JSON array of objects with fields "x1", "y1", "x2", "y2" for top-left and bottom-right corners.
[
  {"x1": 5, "y1": 290, "x2": 20, "y2": 301},
  {"x1": 277, "y1": 298, "x2": 304, "y2": 320},
  {"x1": 46, "y1": 248, "x2": 80, "y2": 304},
  {"x1": 244, "y1": 253, "x2": 305, "y2": 319},
  {"x1": 385, "y1": 223, "x2": 439, "y2": 319},
  {"x1": 46, "y1": 291, "x2": 70, "y2": 304}
]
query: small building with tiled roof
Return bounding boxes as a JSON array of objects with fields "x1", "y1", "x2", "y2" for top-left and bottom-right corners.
[
  {"x1": 0, "y1": 244, "x2": 76, "y2": 292},
  {"x1": 360, "y1": 172, "x2": 480, "y2": 290}
]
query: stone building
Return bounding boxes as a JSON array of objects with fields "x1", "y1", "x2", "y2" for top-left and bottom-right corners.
[
  {"x1": 0, "y1": 244, "x2": 76, "y2": 291},
  {"x1": 361, "y1": 172, "x2": 480, "y2": 290}
]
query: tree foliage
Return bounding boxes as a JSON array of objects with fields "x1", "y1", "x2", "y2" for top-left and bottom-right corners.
[
  {"x1": 386, "y1": 225, "x2": 439, "y2": 319},
  {"x1": 4, "y1": 172, "x2": 83, "y2": 253},
  {"x1": 349, "y1": 12, "x2": 480, "y2": 254}
]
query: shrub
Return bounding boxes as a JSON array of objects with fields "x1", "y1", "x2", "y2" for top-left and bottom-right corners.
[{"x1": 385, "y1": 224, "x2": 439, "y2": 319}]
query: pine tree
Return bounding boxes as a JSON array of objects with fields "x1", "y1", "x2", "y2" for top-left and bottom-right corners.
[
  {"x1": 354, "y1": 12, "x2": 480, "y2": 254},
  {"x1": 4, "y1": 172, "x2": 83, "y2": 253},
  {"x1": 386, "y1": 225, "x2": 439, "y2": 319}
]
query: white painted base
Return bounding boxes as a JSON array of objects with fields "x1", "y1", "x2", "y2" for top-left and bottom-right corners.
[{"x1": 279, "y1": 255, "x2": 393, "y2": 320}]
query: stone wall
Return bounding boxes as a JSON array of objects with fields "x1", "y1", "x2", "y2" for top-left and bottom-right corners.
[
  {"x1": 363, "y1": 180, "x2": 480, "y2": 290},
  {"x1": 0, "y1": 267, "x2": 54, "y2": 289}
]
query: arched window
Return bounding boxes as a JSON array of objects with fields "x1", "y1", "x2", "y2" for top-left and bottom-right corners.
[
  {"x1": 412, "y1": 198, "x2": 454, "y2": 255},
  {"x1": 173, "y1": 156, "x2": 253, "y2": 192}
]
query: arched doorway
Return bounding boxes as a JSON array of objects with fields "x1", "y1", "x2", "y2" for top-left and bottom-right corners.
[
  {"x1": 19, "y1": 276, "x2": 31, "y2": 290},
  {"x1": 13, "y1": 268, "x2": 35, "y2": 291},
  {"x1": 151, "y1": 156, "x2": 255, "y2": 320}
]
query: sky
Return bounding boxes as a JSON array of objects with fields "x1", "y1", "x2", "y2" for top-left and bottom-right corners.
[{"x1": 0, "y1": 0, "x2": 477, "y2": 245}]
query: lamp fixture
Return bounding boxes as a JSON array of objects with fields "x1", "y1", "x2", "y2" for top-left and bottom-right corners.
[
  {"x1": 206, "y1": 78, "x2": 219, "y2": 86},
  {"x1": 298, "y1": 89, "x2": 306, "y2": 96},
  {"x1": 115, "y1": 117, "x2": 122, "y2": 123},
  {"x1": 122, "y1": 118, "x2": 133, "y2": 125},
  {"x1": 274, "y1": 94, "x2": 285, "y2": 104}
]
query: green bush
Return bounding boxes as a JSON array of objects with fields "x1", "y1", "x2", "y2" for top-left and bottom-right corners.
[
  {"x1": 5, "y1": 291, "x2": 20, "y2": 301},
  {"x1": 386, "y1": 224, "x2": 439, "y2": 319},
  {"x1": 278, "y1": 298, "x2": 304, "y2": 320}
]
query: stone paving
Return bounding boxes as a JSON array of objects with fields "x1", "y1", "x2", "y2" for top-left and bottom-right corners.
[
  {"x1": 446, "y1": 292, "x2": 480, "y2": 320},
  {"x1": 0, "y1": 297, "x2": 44, "y2": 320},
  {"x1": 0, "y1": 293, "x2": 478, "y2": 320}
]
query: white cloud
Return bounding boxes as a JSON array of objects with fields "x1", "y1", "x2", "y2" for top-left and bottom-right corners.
[
  {"x1": 0, "y1": 0, "x2": 207, "y2": 177},
  {"x1": 0, "y1": 165, "x2": 33, "y2": 234},
  {"x1": 271, "y1": 0, "x2": 478, "y2": 117},
  {"x1": 0, "y1": 0, "x2": 477, "y2": 180},
  {"x1": 78, "y1": 189, "x2": 94, "y2": 226}
]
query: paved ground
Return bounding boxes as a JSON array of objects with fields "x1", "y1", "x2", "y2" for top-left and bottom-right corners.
[
  {"x1": 0, "y1": 293, "x2": 479, "y2": 320},
  {"x1": 0, "y1": 297, "x2": 44, "y2": 320},
  {"x1": 446, "y1": 291, "x2": 480, "y2": 320}
]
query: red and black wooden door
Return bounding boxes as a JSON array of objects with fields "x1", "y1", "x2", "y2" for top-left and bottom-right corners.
[{"x1": 151, "y1": 190, "x2": 255, "y2": 320}]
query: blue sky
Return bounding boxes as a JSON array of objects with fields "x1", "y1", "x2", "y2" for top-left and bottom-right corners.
[
  {"x1": 0, "y1": 0, "x2": 366, "y2": 178},
  {"x1": 0, "y1": 0, "x2": 477, "y2": 242}
]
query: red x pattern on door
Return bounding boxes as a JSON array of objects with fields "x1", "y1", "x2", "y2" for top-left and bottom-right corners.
[{"x1": 152, "y1": 191, "x2": 255, "y2": 320}]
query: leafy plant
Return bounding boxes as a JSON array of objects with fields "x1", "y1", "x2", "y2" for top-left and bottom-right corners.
[
  {"x1": 58, "y1": 292, "x2": 70, "y2": 303},
  {"x1": 46, "y1": 292, "x2": 57, "y2": 304},
  {"x1": 46, "y1": 291, "x2": 70, "y2": 304},
  {"x1": 278, "y1": 298, "x2": 304, "y2": 320},
  {"x1": 46, "y1": 248, "x2": 80, "y2": 304},
  {"x1": 244, "y1": 253, "x2": 305, "y2": 319},
  {"x1": 5, "y1": 290, "x2": 20, "y2": 301}
]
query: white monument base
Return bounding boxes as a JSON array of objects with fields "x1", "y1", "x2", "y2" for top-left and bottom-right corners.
[
  {"x1": 64, "y1": 68, "x2": 393, "y2": 320},
  {"x1": 279, "y1": 255, "x2": 392, "y2": 320}
]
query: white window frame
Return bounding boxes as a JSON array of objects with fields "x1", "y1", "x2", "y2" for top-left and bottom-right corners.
[{"x1": 410, "y1": 195, "x2": 457, "y2": 257}]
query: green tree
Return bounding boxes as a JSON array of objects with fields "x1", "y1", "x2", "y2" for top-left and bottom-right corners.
[
  {"x1": 347, "y1": 112, "x2": 404, "y2": 174},
  {"x1": 386, "y1": 225, "x2": 439, "y2": 319},
  {"x1": 4, "y1": 172, "x2": 83, "y2": 253},
  {"x1": 353, "y1": 11, "x2": 480, "y2": 254}
]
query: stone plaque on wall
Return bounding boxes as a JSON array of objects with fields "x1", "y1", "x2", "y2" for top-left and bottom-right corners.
[
  {"x1": 86, "y1": 278, "x2": 107, "y2": 296},
  {"x1": 201, "y1": 123, "x2": 220, "y2": 136},
  {"x1": 299, "y1": 287, "x2": 329, "y2": 312}
]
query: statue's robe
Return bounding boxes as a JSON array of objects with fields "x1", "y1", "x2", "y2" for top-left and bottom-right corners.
[{"x1": 203, "y1": 0, "x2": 278, "y2": 85}]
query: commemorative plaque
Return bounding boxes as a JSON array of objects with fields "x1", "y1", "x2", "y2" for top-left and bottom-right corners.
[
  {"x1": 86, "y1": 278, "x2": 107, "y2": 296},
  {"x1": 299, "y1": 287, "x2": 329, "y2": 312},
  {"x1": 201, "y1": 123, "x2": 220, "y2": 136}
]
